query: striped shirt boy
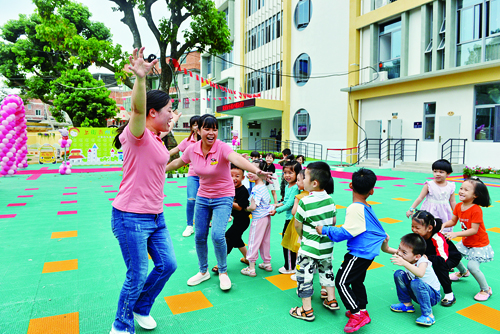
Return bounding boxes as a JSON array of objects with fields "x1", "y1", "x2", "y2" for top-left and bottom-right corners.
[{"x1": 295, "y1": 190, "x2": 336, "y2": 259}]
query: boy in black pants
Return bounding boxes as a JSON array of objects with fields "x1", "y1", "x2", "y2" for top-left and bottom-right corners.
[
  {"x1": 316, "y1": 168, "x2": 386, "y2": 333},
  {"x1": 213, "y1": 164, "x2": 251, "y2": 272}
]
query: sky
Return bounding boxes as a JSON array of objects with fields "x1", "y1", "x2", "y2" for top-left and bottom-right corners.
[{"x1": 0, "y1": 0, "x2": 190, "y2": 73}]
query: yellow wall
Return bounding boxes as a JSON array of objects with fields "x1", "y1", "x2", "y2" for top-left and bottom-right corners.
[
  {"x1": 173, "y1": 132, "x2": 189, "y2": 144},
  {"x1": 27, "y1": 131, "x2": 62, "y2": 147}
]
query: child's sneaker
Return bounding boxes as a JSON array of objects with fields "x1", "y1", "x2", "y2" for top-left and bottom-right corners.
[
  {"x1": 449, "y1": 270, "x2": 470, "y2": 281},
  {"x1": 345, "y1": 310, "x2": 370, "y2": 322},
  {"x1": 241, "y1": 267, "x2": 256, "y2": 277},
  {"x1": 344, "y1": 311, "x2": 370, "y2": 333},
  {"x1": 182, "y1": 225, "x2": 194, "y2": 237},
  {"x1": 278, "y1": 266, "x2": 294, "y2": 274}
]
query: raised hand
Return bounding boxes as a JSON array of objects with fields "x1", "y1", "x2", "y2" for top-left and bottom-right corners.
[{"x1": 128, "y1": 47, "x2": 158, "y2": 79}]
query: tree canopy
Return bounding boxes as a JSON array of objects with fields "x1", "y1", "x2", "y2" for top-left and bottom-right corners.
[
  {"x1": 0, "y1": 0, "x2": 128, "y2": 126},
  {"x1": 110, "y1": 0, "x2": 232, "y2": 91}
]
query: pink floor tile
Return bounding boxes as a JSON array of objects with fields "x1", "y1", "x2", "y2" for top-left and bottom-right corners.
[
  {"x1": 25, "y1": 188, "x2": 39, "y2": 191},
  {"x1": 7, "y1": 203, "x2": 26, "y2": 207},
  {"x1": 64, "y1": 187, "x2": 77, "y2": 189},
  {"x1": 18, "y1": 195, "x2": 33, "y2": 198},
  {"x1": 105, "y1": 190, "x2": 118, "y2": 193},
  {"x1": 61, "y1": 200, "x2": 77, "y2": 204},
  {"x1": 63, "y1": 192, "x2": 77, "y2": 195},
  {"x1": 57, "y1": 211, "x2": 77, "y2": 215},
  {"x1": 178, "y1": 186, "x2": 187, "y2": 188},
  {"x1": 165, "y1": 203, "x2": 182, "y2": 207},
  {"x1": 0, "y1": 214, "x2": 16, "y2": 219},
  {"x1": 167, "y1": 181, "x2": 178, "y2": 183},
  {"x1": 101, "y1": 185, "x2": 113, "y2": 187}
]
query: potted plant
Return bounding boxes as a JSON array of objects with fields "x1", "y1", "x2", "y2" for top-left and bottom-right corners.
[
  {"x1": 166, "y1": 170, "x2": 174, "y2": 178},
  {"x1": 462, "y1": 166, "x2": 474, "y2": 179}
]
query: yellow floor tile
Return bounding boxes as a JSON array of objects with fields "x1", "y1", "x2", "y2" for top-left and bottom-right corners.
[
  {"x1": 336, "y1": 205, "x2": 347, "y2": 209},
  {"x1": 379, "y1": 218, "x2": 403, "y2": 224},
  {"x1": 392, "y1": 198, "x2": 410, "y2": 201},
  {"x1": 164, "y1": 290, "x2": 212, "y2": 315},
  {"x1": 28, "y1": 312, "x2": 79, "y2": 334},
  {"x1": 457, "y1": 303, "x2": 500, "y2": 331},
  {"x1": 265, "y1": 273, "x2": 297, "y2": 291},
  {"x1": 42, "y1": 259, "x2": 78, "y2": 274},
  {"x1": 51, "y1": 231, "x2": 77, "y2": 239},
  {"x1": 452, "y1": 237, "x2": 463, "y2": 242},
  {"x1": 366, "y1": 201, "x2": 381, "y2": 205},
  {"x1": 487, "y1": 227, "x2": 500, "y2": 233},
  {"x1": 368, "y1": 261, "x2": 384, "y2": 270}
]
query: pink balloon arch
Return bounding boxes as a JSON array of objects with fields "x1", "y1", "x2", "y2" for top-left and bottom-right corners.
[{"x1": 0, "y1": 95, "x2": 28, "y2": 176}]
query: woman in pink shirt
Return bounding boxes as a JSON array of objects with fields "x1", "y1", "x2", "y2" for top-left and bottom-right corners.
[
  {"x1": 166, "y1": 114, "x2": 272, "y2": 291},
  {"x1": 109, "y1": 47, "x2": 177, "y2": 334},
  {"x1": 169, "y1": 115, "x2": 200, "y2": 237}
]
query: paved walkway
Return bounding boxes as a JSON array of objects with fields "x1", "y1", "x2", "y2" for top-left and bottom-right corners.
[{"x1": 0, "y1": 164, "x2": 499, "y2": 333}]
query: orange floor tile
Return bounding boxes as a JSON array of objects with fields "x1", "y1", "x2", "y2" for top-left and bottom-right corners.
[
  {"x1": 265, "y1": 274, "x2": 297, "y2": 291},
  {"x1": 51, "y1": 231, "x2": 78, "y2": 239},
  {"x1": 457, "y1": 303, "x2": 500, "y2": 331},
  {"x1": 452, "y1": 237, "x2": 463, "y2": 242},
  {"x1": 368, "y1": 261, "x2": 384, "y2": 270},
  {"x1": 164, "y1": 290, "x2": 213, "y2": 315},
  {"x1": 379, "y1": 218, "x2": 403, "y2": 224},
  {"x1": 487, "y1": 227, "x2": 500, "y2": 234},
  {"x1": 42, "y1": 259, "x2": 78, "y2": 274},
  {"x1": 336, "y1": 205, "x2": 347, "y2": 209},
  {"x1": 367, "y1": 201, "x2": 381, "y2": 205},
  {"x1": 27, "y1": 312, "x2": 79, "y2": 334},
  {"x1": 392, "y1": 198, "x2": 410, "y2": 201}
]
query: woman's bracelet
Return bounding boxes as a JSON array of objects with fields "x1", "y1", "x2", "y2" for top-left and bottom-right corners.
[{"x1": 408, "y1": 207, "x2": 415, "y2": 213}]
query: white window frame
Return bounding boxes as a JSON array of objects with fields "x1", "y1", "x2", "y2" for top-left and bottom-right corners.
[{"x1": 423, "y1": 102, "x2": 436, "y2": 141}]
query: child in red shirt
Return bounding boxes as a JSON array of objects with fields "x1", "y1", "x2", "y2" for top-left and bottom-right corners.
[{"x1": 442, "y1": 177, "x2": 494, "y2": 301}]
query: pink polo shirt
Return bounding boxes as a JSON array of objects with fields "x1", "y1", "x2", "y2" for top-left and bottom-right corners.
[
  {"x1": 177, "y1": 136, "x2": 198, "y2": 177},
  {"x1": 181, "y1": 139, "x2": 235, "y2": 198},
  {"x1": 112, "y1": 125, "x2": 170, "y2": 214}
]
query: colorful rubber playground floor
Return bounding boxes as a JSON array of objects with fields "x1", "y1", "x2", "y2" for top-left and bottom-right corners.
[{"x1": 1, "y1": 164, "x2": 499, "y2": 333}]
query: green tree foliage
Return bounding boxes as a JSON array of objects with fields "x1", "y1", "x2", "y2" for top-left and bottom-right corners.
[
  {"x1": 51, "y1": 69, "x2": 118, "y2": 127},
  {"x1": 110, "y1": 0, "x2": 232, "y2": 91},
  {"x1": 0, "y1": 0, "x2": 128, "y2": 125}
]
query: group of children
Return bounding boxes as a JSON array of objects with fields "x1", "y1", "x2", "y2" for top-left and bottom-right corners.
[{"x1": 219, "y1": 151, "x2": 494, "y2": 333}]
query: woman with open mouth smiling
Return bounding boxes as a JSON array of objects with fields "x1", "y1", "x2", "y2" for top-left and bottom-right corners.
[{"x1": 166, "y1": 114, "x2": 273, "y2": 291}]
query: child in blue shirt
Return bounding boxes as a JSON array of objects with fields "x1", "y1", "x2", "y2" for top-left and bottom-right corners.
[{"x1": 316, "y1": 168, "x2": 386, "y2": 333}]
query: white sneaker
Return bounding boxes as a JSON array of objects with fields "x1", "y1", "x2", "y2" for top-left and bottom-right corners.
[
  {"x1": 133, "y1": 312, "x2": 157, "y2": 329},
  {"x1": 182, "y1": 225, "x2": 194, "y2": 237},
  {"x1": 278, "y1": 266, "x2": 294, "y2": 274},
  {"x1": 219, "y1": 273, "x2": 232, "y2": 291},
  {"x1": 290, "y1": 274, "x2": 297, "y2": 281},
  {"x1": 109, "y1": 326, "x2": 129, "y2": 334},
  {"x1": 187, "y1": 272, "x2": 210, "y2": 286}
]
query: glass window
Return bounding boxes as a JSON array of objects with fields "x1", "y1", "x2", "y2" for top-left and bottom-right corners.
[
  {"x1": 272, "y1": 63, "x2": 276, "y2": 88},
  {"x1": 295, "y1": 0, "x2": 312, "y2": 31},
  {"x1": 183, "y1": 74, "x2": 189, "y2": 85},
  {"x1": 183, "y1": 122, "x2": 189, "y2": 128},
  {"x1": 277, "y1": 13, "x2": 281, "y2": 38},
  {"x1": 293, "y1": 53, "x2": 311, "y2": 86},
  {"x1": 487, "y1": 0, "x2": 500, "y2": 36},
  {"x1": 293, "y1": 109, "x2": 311, "y2": 141},
  {"x1": 35, "y1": 109, "x2": 41, "y2": 116},
  {"x1": 207, "y1": 57, "x2": 212, "y2": 75},
  {"x1": 272, "y1": 15, "x2": 276, "y2": 40},
  {"x1": 183, "y1": 98, "x2": 189, "y2": 109},
  {"x1": 474, "y1": 83, "x2": 500, "y2": 140},
  {"x1": 379, "y1": 19, "x2": 401, "y2": 79},
  {"x1": 423, "y1": 102, "x2": 436, "y2": 140}
]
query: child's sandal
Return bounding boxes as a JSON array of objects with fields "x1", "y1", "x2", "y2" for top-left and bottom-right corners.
[
  {"x1": 323, "y1": 298, "x2": 340, "y2": 310},
  {"x1": 290, "y1": 306, "x2": 315, "y2": 322},
  {"x1": 211, "y1": 265, "x2": 219, "y2": 273},
  {"x1": 320, "y1": 288, "x2": 328, "y2": 299}
]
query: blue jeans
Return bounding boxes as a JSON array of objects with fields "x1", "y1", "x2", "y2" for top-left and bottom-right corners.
[
  {"x1": 194, "y1": 196, "x2": 233, "y2": 274},
  {"x1": 394, "y1": 270, "x2": 440, "y2": 316},
  {"x1": 186, "y1": 176, "x2": 200, "y2": 227},
  {"x1": 111, "y1": 208, "x2": 177, "y2": 333}
]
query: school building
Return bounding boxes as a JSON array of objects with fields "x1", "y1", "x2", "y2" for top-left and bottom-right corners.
[
  {"x1": 201, "y1": 0, "x2": 349, "y2": 159},
  {"x1": 202, "y1": 0, "x2": 500, "y2": 168}
]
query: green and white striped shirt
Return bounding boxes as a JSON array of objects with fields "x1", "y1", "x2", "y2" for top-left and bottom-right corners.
[{"x1": 295, "y1": 190, "x2": 336, "y2": 259}]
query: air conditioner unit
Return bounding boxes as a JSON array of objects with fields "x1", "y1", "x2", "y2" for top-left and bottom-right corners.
[
  {"x1": 184, "y1": 84, "x2": 189, "y2": 89},
  {"x1": 207, "y1": 73, "x2": 213, "y2": 80}
]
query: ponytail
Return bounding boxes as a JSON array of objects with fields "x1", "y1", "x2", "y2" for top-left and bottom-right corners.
[{"x1": 113, "y1": 121, "x2": 129, "y2": 149}]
